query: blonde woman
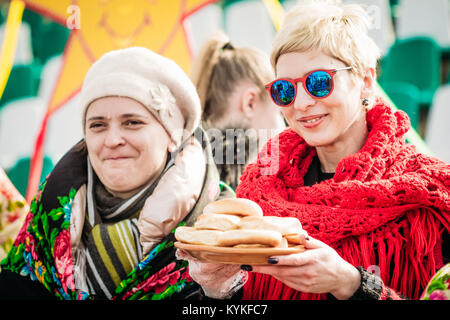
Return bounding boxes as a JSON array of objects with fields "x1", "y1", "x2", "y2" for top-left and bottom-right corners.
[
  {"x1": 191, "y1": 31, "x2": 285, "y2": 190},
  {"x1": 179, "y1": 1, "x2": 449, "y2": 300}
]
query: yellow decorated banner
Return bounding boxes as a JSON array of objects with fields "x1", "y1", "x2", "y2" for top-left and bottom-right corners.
[
  {"x1": 24, "y1": 0, "x2": 218, "y2": 202},
  {"x1": 24, "y1": 0, "x2": 218, "y2": 114}
]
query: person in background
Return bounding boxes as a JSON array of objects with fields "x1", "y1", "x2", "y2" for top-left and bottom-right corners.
[
  {"x1": 0, "y1": 47, "x2": 221, "y2": 300},
  {"x1": 179, "y1": 1, "x2": 449, "y2": 300},
  {"x1": 191, "y1": 31, "x2": 286, "y2": 190}
]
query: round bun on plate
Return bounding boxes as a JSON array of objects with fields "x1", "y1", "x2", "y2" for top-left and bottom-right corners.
[
  {"x1": 238, "y1": 216, "x2": 302, "y2": 235},
  {"x1": 175, "y1": 198, "x2": 304, "y2": 250},
  {"x1": 284, "y1": 233, "x2": 304, "y2": 244},
  {"x1": 217, "y1": 229, "x2": 282, "y2": 247},
  {"x1": 203, "y1": 198, "x2": 263, "y2": 217},
  {"x1": 194, "y1": 213, "x2": 241, "y2": 231},
  {"x1": 174, "y1": 226, "x2": 222, "y2": 246}
]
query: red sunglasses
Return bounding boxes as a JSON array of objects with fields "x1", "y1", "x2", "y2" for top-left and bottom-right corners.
[{"x1": 265, "y1": 67, "x2": 353, "y2": 107}]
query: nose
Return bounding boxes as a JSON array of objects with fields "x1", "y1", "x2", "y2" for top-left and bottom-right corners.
[
  {"x1": 292, "y1": 84, "x2": 315, "y2": 112},
  {"x1": 104, "y1": 126, "x2": 125, "y2": 148}
]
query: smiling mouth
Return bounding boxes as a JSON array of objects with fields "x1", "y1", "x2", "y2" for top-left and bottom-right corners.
[
  {"x1": 99, "y1": 12, "x2": 151, "y2": 46},
  {"x1": 299, "y1": 114, "x2": 328, "y2": 123},
  {"x1": 105, "y1": 157, "x2": 130, "y2": 161}
]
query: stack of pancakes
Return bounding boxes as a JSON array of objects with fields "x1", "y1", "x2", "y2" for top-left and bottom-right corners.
[{"x1": 175, "y1": 198, "x2": 304, "y2": 248}]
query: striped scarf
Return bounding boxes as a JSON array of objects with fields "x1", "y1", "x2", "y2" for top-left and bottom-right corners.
[{"x1": 77, "y1": 157, "x2": 173, "y2": 298}]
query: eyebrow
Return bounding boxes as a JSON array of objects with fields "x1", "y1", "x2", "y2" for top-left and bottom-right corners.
[{"x1": 86, "y1": 113, "x2": 149, "y2": 122}]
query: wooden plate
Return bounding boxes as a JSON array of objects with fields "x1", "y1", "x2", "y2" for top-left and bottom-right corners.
[{"x1": 174, "y1": 242, "x2": 306, "y2": 265}]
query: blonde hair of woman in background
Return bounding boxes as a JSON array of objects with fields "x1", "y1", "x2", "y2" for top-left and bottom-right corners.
[{"x1": 191, "y1": 31, "x2": 285, "y2": 190}]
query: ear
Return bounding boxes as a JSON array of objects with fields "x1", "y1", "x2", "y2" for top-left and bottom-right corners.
[
  {"x1": 360, "y1": 67, "x2": 376, "y2": 99},
  {"x1": 239, "y1": 86, "x2": 259, "y2": 119}
]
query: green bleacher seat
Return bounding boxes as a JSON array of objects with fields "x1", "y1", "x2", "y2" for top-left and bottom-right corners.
[
  {"x1": 0, "y1": 5, "x2": 6, "y2": 25},
  {"x1": 22, "y1": 8, "x2": 44, "y2": 60},
  {"x1": 0, "y1": 64, "x2": 39, "y2": 108},
  {"x1": 22, "y1": 8, "x2": 43, "y2": 35},
  {"x1": 381, "y1": 81, "x2": 421, "y2": 131},
  {"x1": 379, "y1": 36, "x2": 442, "y2": 108},
  {"x1": 33, "y1": 21, "x2": 69, "y2": 64},
  {"x1": 22, "y1": 8, "x2": 69, "y2": 64}
]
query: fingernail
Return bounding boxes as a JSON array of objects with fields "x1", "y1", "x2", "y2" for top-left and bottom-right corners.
[
  {"x1": 268, "y1": 258, "x2": 278, "y2": 264},
  {"x1": 240, "y1": 265, "x2": 252, "y2": 271}
]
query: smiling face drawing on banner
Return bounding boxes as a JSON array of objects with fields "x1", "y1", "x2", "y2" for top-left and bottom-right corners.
[{"x1": 24, "y1": 0, "x2": 215, "y2": 113}]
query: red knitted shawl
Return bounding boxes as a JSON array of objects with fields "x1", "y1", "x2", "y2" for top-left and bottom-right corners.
[{"x1": 236, "y1": 98, "x2": 450, "y2": 300}]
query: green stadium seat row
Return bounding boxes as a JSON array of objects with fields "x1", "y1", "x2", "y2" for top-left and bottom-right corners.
[
  {"x1": 378, "y1": 36, "x2": 443, "y2": 108},
  {"x1": 380, "y1": 81, "x2": 421, "y2": 131},
  {"x1": 0, "y1": 64, "x2": 41, "y2": 108},
  {"x1": 22, "y1": 8, "x2": 70, "y2": 64},
  {"x1": 0, "y1": 7, "x2": 68, "y2": 108}
]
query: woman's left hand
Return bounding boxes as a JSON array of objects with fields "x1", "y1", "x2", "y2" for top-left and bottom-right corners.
[{"x1": 251, "y1": 236, "x2": 361, "y2": 299}]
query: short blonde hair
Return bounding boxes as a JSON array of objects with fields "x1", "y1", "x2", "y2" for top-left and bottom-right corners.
[
  {"x1": 191, "y1": 31, "x2": 274, "y2": 126},
  {"x1": 271, "y1": 0, "x2": 381, "y2": 78}
]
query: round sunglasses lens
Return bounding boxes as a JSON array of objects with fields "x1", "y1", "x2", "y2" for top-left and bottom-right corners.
[
  {"x1": 270, "y1": 80, "x2": 295, "y2": 106},
  {"x1": 305, "y1": 71, "x2": 332, "y2": 97}
]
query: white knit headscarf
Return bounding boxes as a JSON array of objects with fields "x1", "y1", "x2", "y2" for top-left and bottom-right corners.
[{"x1": 80, "y1": 47, "x2": 201, "y2": 146}]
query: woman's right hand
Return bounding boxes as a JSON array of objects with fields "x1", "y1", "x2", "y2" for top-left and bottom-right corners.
[{"x1": 176, "y1": 249, "x2": 247, "y2": 299}]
